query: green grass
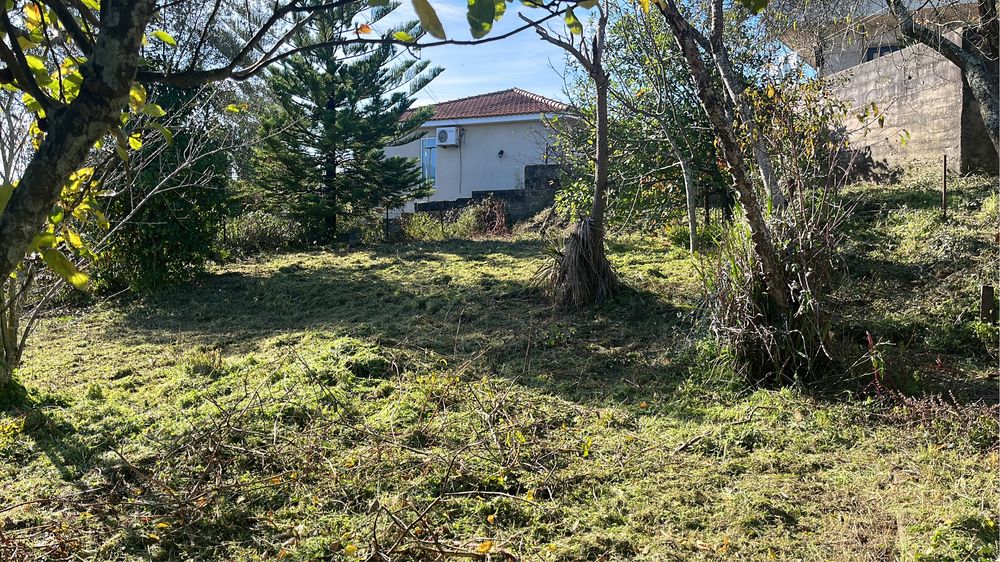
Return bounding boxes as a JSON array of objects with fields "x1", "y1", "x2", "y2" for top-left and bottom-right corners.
[{"x1": 1, "y1": 172, "x2": 997, "y2": 561}]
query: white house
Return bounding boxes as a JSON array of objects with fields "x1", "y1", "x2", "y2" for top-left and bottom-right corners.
[{"x1": 385, "y1": 88, "x2": 568, "y2": 212}]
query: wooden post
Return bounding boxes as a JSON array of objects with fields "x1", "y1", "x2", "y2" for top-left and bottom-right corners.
[
  {"x1": 982, "y1": 285, "x2": 997, "y2": 324},
  {"x1": 384, "y1": 207, "x2": 390, "y2": 241},
  {"x1": 942, "y1": 154, "x2": 947, "y2": 220}
]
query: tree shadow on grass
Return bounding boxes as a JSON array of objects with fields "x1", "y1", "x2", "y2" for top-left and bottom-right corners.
[
  {"x1": 0, "y1": 379, "x2": 96, "y2": 482},
  {"x1": 114, "y1": 239, "x2": 701, "y2": 415}
]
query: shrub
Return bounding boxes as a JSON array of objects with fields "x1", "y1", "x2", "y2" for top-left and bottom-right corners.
[
  {"x1": 338, "y1": 211, "x2": 391, "y2": 245},
  {"x1": 702, "y1": 75, "x2": 853, "y2": 387},
  {"x1": 401, "y1": 211, "x2": 449, "y2": 241},
  {"x1": 464, "y1": 195, "x2": 510, "y2": 237},
  {"x1": 219, "y1": 210, "x2": 303, "y2": 257},
  {"x1": 94, "y1": 143, "x2": 230, "y2": 292},
  {"x1": 402, "y1": 197, "x2": 511, "y2": 241},
  {"x1": 703, "y1": 198, "x2": 846, "y2": 386}
]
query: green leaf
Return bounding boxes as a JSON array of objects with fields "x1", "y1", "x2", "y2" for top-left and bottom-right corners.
[
  {"x1": 141, "y1": 103, "x2": 166, "y2": 117},
  {"x1": 22, "y1": 92, "x2": 42, "y2": 114},
  {"x1": 16, "y1": 36, "x2": 38, "y2": 51},
  {"x1": 153, "y1": 123, "x2": 174, "y2": 144},
  {"x1": 128, "y1": 132, "x2": 142, "y2": 150},
  {"x1": 31, "y1": 232, "x2": 56, "y2": 250},
  {"x1": 737, "y1": 0, "x2": 768, "y2": 15},
  {"x1": 224, "y1": 103, "x2": 243, "y2": 113},
  {"x1": 578, "y1": 0, "x2": 598, "y2": 8},
  {"x1": 24, "y1": 54, "x2": 46, "y2": 74},
  {"x1": 151, "y1": 30, "x2": 177, "y2": 47},
  {"x1": 369, "y1": 0, "x2": 390, "y2": 5},
  {"x1": 80, "y1": 0, "x2": 100, "y2": 9},
  {"x1": 467, "y1": 0, "x2": 495, "y2": 39},
  {"x1": 40, "y1": 248, "x2": 88, "y2": 289},
  {"x1": 393, "y1": 31, "x2": 414, "y2": 42},
  {"x1": 115, "y1": 142, "x2": 129, "y2": 162},
  {"x1": 564, "y1": 8, "x2": 583, "y2": 35},
  {"x1": 412, "y1": 0, "x2": 446, "y2": 39}
]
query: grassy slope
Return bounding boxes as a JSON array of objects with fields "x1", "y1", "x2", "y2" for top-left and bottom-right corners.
[{"x1": 1, "y1": 171, "x2": 997, "y2": 561}]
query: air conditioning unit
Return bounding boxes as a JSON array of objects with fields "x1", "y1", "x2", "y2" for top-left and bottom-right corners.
[{"x1": 436, "y1": 127, "x2": 460, "y2": 147}]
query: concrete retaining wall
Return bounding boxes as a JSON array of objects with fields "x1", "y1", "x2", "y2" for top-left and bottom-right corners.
[{"x1": 830, "y1": 38, "x2": 997, "y2": 173}]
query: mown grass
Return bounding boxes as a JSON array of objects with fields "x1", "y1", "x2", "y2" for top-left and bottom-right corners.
[{"x1": 1, "y1": 170, "x2": 997, "y2": 561}]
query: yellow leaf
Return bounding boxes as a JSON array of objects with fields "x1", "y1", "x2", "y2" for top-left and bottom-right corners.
[
  {"x1": 476, "y1": 540, "x2": 493, "y2": 554},
  {"x1": 344, "y1": 543, "x2": 359, "y2": 556},
  {"x1": 639, "y1": 0, "x2": 650, "y2": 13},
  {"x1": 156, "y1": 521, "x2": 170, "y2": 529},
  {"x1": 147, "y1": 533, "x2": 159, "y2": 541},
  {"x1": 564, "y1": 9, "x2": 583, "y2": 35},
  {"x1": 40, "y1": 248, "x2": 88, "y2": 289},
  {"x1": 128, "y1": 132, "x2": 142, "y2": 150},
  {"x1": 525, "y1": 489, "x2": 535, "y2": 501},
  {"x1": 151, "y1": 30, "x2": 177, "y2": 47},
  {"x1": 24, "y1": 3, "x2": 41, "y2": 27},
  {"x1": 487, "y1": 514, "x2": 496, "y2": 524},
  {"x1": 129, "y1": 83, "x2": 147, "y2": 109},
  {"x1": 393, "y1": 31, "x2": 414, "y2": 41},
  {"x1": 65, "y1": 228, "x2": 84, "y2": 249},
  {"x1": 411, "y1": 0, "x2": 445, "y2": 39}
]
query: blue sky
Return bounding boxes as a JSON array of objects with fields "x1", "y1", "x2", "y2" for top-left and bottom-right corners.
[{"x1": 373, "y1": 1, "x2": 572, "y2": 106}]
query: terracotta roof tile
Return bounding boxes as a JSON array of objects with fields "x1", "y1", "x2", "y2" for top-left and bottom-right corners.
[{"x1": 404, "y1": 88, "x2": 567, "y2": 121}]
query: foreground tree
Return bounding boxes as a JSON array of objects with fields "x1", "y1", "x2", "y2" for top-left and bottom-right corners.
[
  {"x1": 528, "y1": 1, "x2": 619, "y2": 306},
  {"x1": 253, "y1": 4, "x2": 439, "y2": 241},
  {"x1": 653, "y1": 0, "x2": 792, "y2": 317}
]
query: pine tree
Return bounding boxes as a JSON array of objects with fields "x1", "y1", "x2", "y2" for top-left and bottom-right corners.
[{"x1": 254, "y1": 2, "x2": 440, "y2": 241}]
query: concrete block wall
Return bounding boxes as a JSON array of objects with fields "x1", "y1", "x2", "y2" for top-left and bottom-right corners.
[{"x1": 832, "y1": 43, "x2": 965, "y2": 169}]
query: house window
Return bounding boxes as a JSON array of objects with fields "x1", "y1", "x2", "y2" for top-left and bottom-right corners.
[
  {"x1": 421, "y1": 138, "x2": 436, "y2": 185},
  {"x1": 863, "y1": 45, "x2": 899, "y2": 62}
]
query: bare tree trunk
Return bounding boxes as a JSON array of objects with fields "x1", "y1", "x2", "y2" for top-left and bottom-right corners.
[
  {"x1": 888, "y1": 0, "x2": 999, "y2": 153},
  {"x1": 525, "y1": 5, "x2": 617, "y2": 306},
  {"x1": 657, "y1": 0, "x2": 792, "y2": 316},
  {"x1": 0, "y1": 278, "x2": 17, "y2": 388},
  {"x1": 590, "y1": 69, "x2": 610, "y2": 255},
  {"x1": 0, "y1": 0, "x2": 155, "y2": 284},
  {"x1": 662, "y1": 129, "x2": 699, "y2": 252}
]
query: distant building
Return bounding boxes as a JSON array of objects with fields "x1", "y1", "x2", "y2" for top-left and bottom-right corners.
[
  {"x1": 781, "y1": 1, "x2": 997, "y2": 173},
  {"x1": 385, "y1": 88, "x2": 568, "y2": 213}
]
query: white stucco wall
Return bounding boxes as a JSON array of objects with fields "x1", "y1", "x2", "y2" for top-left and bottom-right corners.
[{"x1": 384, "y1": 115, "x2": 554, "y2": 211}]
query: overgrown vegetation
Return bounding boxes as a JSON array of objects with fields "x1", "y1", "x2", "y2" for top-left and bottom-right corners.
[{"x1": 2, "y1": 169, "x2": 996, "y2": 560}]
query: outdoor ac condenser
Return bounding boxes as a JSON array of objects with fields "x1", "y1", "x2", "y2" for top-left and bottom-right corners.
[{"x1": 436, "y1": 127, "x2": 460, "y2": 147}]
